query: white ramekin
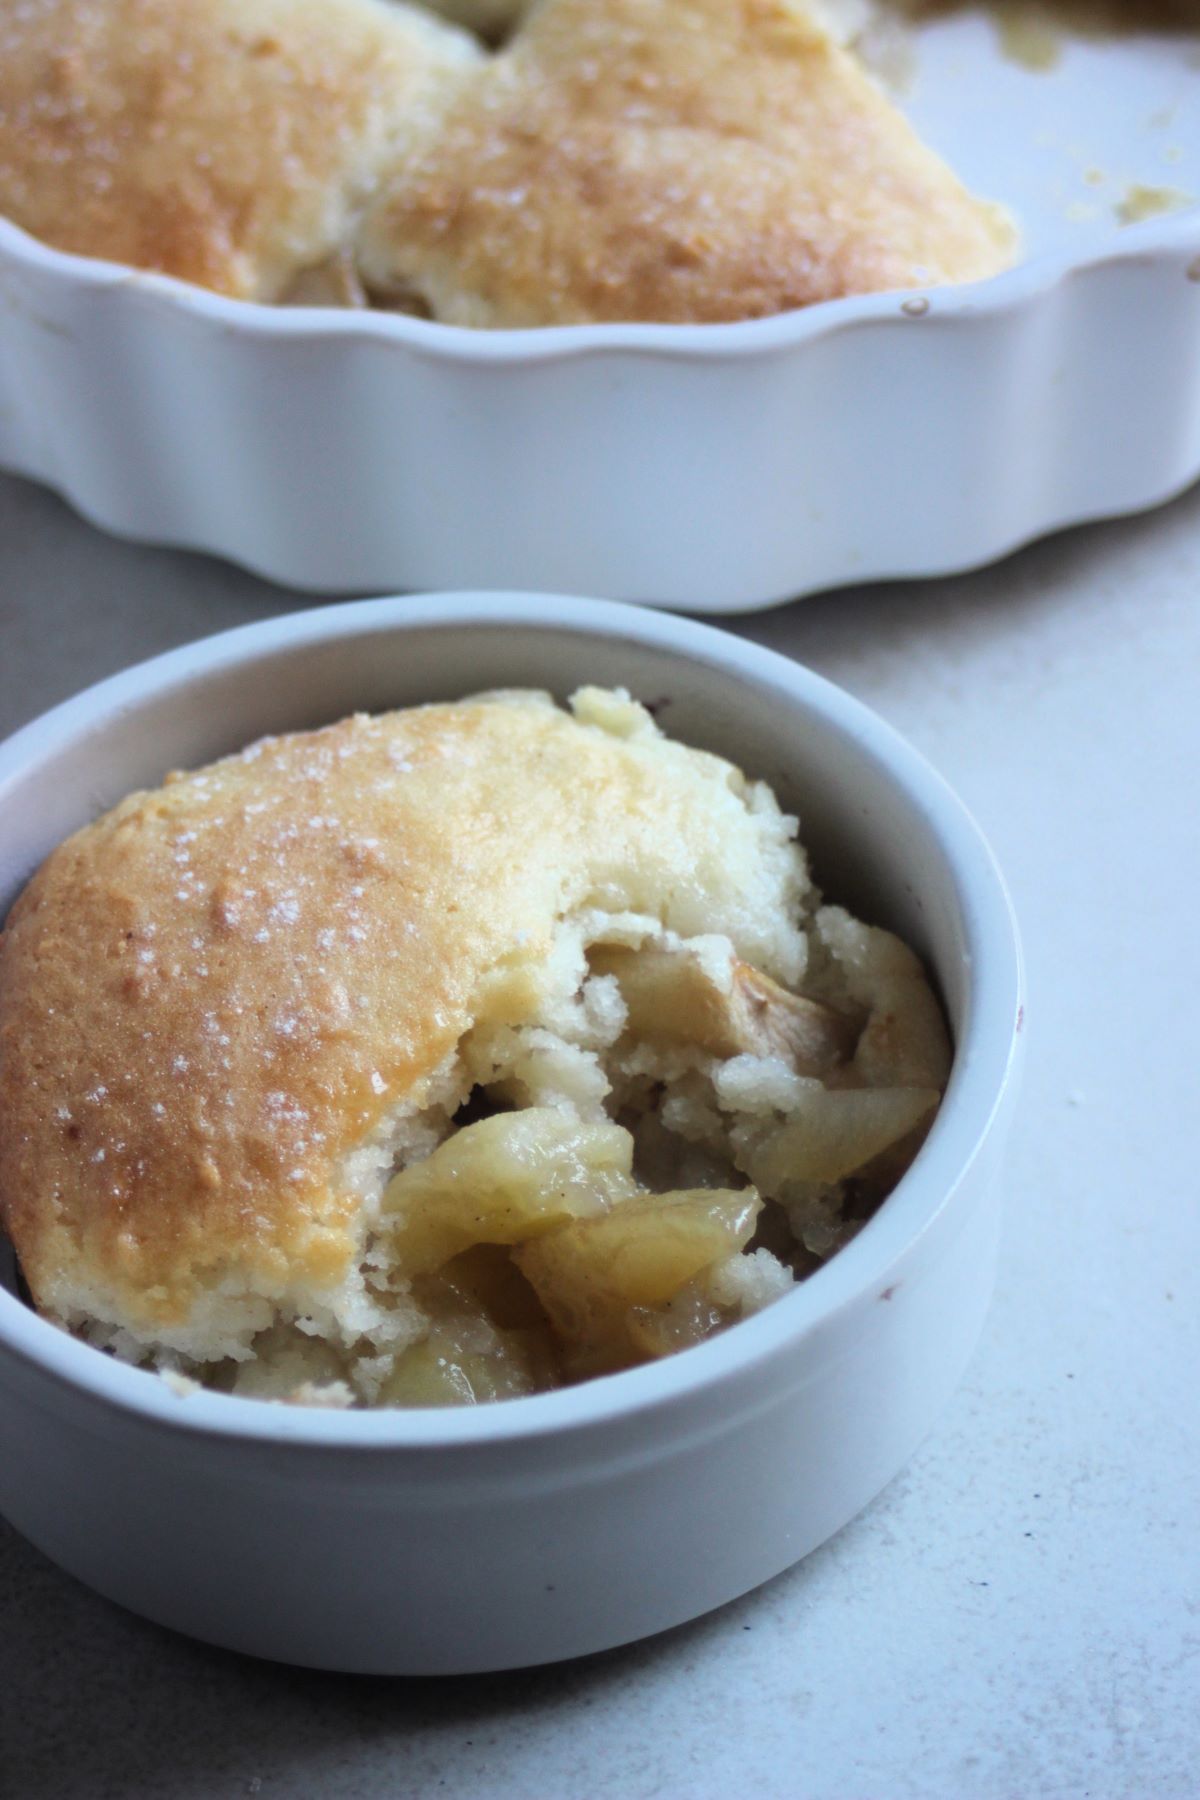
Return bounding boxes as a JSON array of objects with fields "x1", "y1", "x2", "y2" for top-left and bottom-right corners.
[
  {"x1": 0, "y1": 595, "x2": 1022, "y2": 1673},
  {"x1": 1, "y1": 209, "x2": 1198, "y2": 607}
]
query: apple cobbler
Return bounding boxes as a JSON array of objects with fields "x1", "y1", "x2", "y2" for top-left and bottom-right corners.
[
  {"x1": 0, "y1": 0, "x2": 1013, "y2": 325},
  {"x1": 0, "y1": 689, "x2": 949, "y2": 1406}
]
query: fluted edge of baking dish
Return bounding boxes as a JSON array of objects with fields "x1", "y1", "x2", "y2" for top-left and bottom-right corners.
[{"x1": 1, "y1": 209, "x2": 1199, "y2": 607}]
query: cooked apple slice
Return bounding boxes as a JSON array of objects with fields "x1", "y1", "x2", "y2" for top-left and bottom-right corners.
[
  {"x1": 815, "y1": 908, "x2": 952, "y2": 1089},
  {"x1": 734, "y1": 961, "x2": 861, "y2": 1071},
  {"x1": 592, "y1": 942, "x2": 858, "y2": 1073},
  {"x1": 853, "y1": 978, "x2": 952, "y2": 1091},
  {"x1": 381, "y1": 1107, "x2": 637, "y2": 1278},
  {"x1": 739, "y1": 1086, "x2": 939, "y2": 1193},
  {"x1": 625, "y1": 1281, "x2": 726, "y2": 1359},
  {"x1": 516, "y1": 1186, "x2": 760, "y2": 1369},
  {"x1": 424, "y1": 1242, "x2": 551, "y2": 1332},
  {"x1": 379, "y1": 1323, "x2": 559, "y2": 1406}
]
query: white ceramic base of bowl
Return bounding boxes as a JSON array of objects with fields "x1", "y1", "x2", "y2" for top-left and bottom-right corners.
[{"x1": 0, "y1": 1180, "x2": 1001, "y2": 1674}]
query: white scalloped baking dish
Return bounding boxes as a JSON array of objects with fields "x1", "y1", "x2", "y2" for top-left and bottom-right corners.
[{"x1": 0, "y1": 13, "x2": 1198, "y2": 608}]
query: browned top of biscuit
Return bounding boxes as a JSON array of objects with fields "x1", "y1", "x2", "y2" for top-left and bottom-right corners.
[
  {"x1": 358, "y1": 0, "x2": 1015, "y2": 324},
  {"x1": 0, "y1": 0, "x2": 481, "y2": 299},
  {"x1": 0, "y1": 694, "x2": 805, "y2": 1334},
  {"x1": 0, "y1": 0, "x2": 1012, "y2": 321}
]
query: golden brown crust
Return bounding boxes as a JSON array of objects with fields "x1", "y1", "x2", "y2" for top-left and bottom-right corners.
[
  {"x1": 0, "y1": 0, "x2": 1012, "y2": 321},
  {"x1": 359, "y1": 0, "x2": 1015, "y2": 324},
  {"x1": 0, "y1": 0, "x2": 482, "y2": 300},
  {"x1": 0, "y1": 696, "x2": 804, "y2": 1335}
]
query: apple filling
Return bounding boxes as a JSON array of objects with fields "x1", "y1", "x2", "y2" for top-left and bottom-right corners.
[{"x1": 202, "y1": 909, "x2": 949, "y2": 1407}]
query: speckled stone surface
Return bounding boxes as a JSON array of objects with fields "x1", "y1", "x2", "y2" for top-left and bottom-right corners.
[{"x1": 1, "y1": 471, "x2": 1197, "y2": 1799}]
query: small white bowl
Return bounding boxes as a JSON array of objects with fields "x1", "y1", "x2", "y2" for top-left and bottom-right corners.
[{"x1": 0, "y1": 594, "x2": 1022, "y2": 1674}]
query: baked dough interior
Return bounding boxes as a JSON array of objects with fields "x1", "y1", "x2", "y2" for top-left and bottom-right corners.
[{"x1": 0, "y1": 688, "x2": 950, "y2": 1406}]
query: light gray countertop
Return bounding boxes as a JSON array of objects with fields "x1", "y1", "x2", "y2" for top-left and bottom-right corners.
[{"x1": 1, "y1": 471, "x2": 1197, "y2": 1799}]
